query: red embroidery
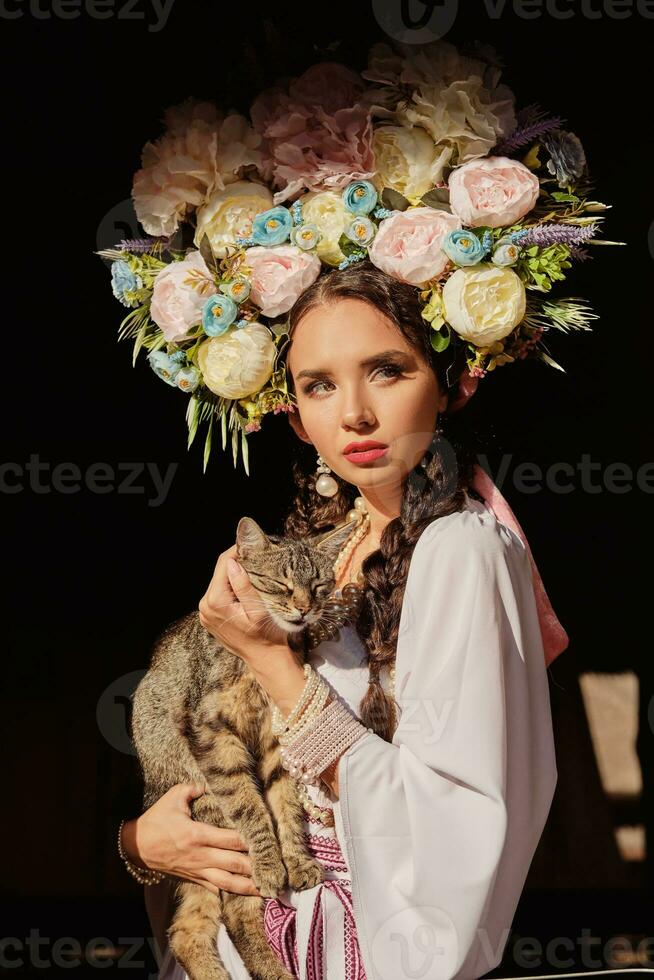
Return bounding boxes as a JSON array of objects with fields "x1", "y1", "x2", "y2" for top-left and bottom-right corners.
[{"x1": 263, "y1": 828, "x2": 365, "y2": 977}]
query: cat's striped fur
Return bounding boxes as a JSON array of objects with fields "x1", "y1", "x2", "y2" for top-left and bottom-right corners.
[{"x1": 131, "y1": 515, "x2": 357, "y2": 980}]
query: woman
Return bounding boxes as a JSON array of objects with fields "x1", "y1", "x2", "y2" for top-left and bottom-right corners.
[{"x1": 120, "y1": 261, "x2": 562, "y2": 980}]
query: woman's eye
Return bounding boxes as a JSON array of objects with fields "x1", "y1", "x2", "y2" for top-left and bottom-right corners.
[
  {"x1": 375, "y1": 363, "x2": 402, "y2": 380},
  {"x1": 302, "y1": 364, "x2": 403, "y2": 397}
]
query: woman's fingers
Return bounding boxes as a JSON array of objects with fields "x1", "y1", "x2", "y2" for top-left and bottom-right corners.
[
  {"x1": 201, "y1": 867, "x2": 262, "y2": 897},
  {"x1": 193, "y1": 846, "x2": 254, "y2": 878},
  {"x1": 203, "y1": 545, "x2": 238, "y2": 610},
  {"x1": 198, "y1": 545, "x2": 243, "y2": 634},
  {"x1": 193, "y1": 821, "x2": 249, "y2": 852}
]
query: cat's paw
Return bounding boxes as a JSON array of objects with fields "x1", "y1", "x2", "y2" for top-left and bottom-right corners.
[
  {"x1": 285, "y1": 856, "x2": 325, "y2": 890},
  {"x1": 251, "y1": 855, "x2": 288, "y2": 898}
]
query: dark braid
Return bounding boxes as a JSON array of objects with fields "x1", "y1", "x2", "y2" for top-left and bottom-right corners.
[{"x1": 282, "y1": 260, "x2": 478, "y2": 742}]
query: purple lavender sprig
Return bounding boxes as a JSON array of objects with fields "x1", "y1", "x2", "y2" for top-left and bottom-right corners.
[
  {"x1": 517, "y1": 223, "x2": 599, "y2": 248},
  {"x1": 495, "y1": 103, "x2": 565, "y2": 155},
  {"x1": 115, "y1": 236, "x2": 170, "y2": 252}
]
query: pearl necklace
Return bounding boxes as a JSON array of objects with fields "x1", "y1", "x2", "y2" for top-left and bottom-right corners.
[
  {"x1": 295, "y1": 498, "x2": 396, "y2": 826},
  {"x1": 333, "y1": 495, "x2": 370, "y2": 588}
]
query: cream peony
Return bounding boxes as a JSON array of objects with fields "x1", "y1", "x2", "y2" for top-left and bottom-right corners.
[
  {"x1": 193, "y1": 180, "x2": 274, "y2": 257},
  {"x1": 362, "y1": 42, "x2": 515, "y2": 177},
  {"x1": 367, "y1": 206, "x2": 461, "y2": 286},
  {"x1": 442, "y1": 264, "x2": 526, "y2": 346},
  {"x1": 372, "y1": 126, "x2": 449, "y2": 203},
  {"x1": 244, "y1": 245, "x2": 322, "y2": 318},
  {"x1": 448, "y1": 156, "x2": 540, "y2": 228},
  {"x1": 197, "y1": 323, "x2": 276, "y2": 400},
  {"x1": 132, "y1": 100, "x2": 263, "y2": 238},
  {"x1": 150, "y1": 251, "x2": 216, "y2": 343},
  {"x1": 299, "y1": 191, "x2": 352, "y2": 266}
]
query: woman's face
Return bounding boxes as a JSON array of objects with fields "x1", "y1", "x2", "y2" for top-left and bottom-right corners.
[{"x1": 286, "y1": 298, "x2": 448, "y2": 493}]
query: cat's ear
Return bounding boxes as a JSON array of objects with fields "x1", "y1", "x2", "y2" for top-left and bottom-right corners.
[
  {"x1": 236, "y1": 517, "x2": 271, "y2": 559},
  {"x1": 312, "y1": 518, "x2": 359, "y2": 561}
]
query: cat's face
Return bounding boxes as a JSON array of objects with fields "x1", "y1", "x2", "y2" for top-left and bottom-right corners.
[{"x1": 234, "y1": 517, "x2": 357, "y2": 633}]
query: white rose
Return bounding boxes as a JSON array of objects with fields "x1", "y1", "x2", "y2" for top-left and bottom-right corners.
[
  {"x1": 194, "y1": 180, "x2": 274, "y2": 257},
  {"x1": 442, "y1": 264, "x2": 526, "y2": 346},
  {"x1": 197, "y1": 323, "x2": 276, "y2": 399},
  {"x1": 373, "y1": 125, "x2": 450, "y2": 202},
  {"x1": 299, "y1": 191, "x2": 350, "y2": 266}
]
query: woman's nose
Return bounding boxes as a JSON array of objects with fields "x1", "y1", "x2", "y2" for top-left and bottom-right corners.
[{"x1": 342, "y1": 399, "x2": 375, "y2": 429}]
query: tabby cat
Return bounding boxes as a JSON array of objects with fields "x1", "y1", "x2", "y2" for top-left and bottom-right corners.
[{"x1": 131, "y1": 515, "x2": 358, "y2": 980}]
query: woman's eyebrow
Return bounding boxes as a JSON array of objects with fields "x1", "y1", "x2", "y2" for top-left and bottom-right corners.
[{"x1": 295, "y1": 349, "x2": 409, "y2": 381}]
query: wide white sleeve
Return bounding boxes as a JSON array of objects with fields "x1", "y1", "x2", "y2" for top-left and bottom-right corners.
[{"x1": 333, "y1": 507, "x2": 558, "y2": 980}]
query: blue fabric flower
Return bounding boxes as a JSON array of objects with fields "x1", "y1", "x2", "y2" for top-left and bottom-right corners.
[
  {"x1": 175, "y1": 365, "x2": 200, "y2": 393},
  {"x1": 220, "y1": 278, "x2": 251, "y2": 303},
  {"x1": 344, "y1": 216, "x2": 376, "y2": 247},
  {"x1": 251, "y1": 206, "x2": 293, "y2": 246},
  {"x1": 111, "y1": 259, "x2": 142, "y2": 307},
  {"x1": 290, "y1": 223, "x2": 322, "y2": 251},
  {"x1": 442, "y1": 230, "x2": 486, "y2": 266},
  {"x1": 147, "y1": 351, "x2": 181, "y2": 387},
  {"x1": 202, "y1": 295, "x2": 238, "y2": 336},
  {"x1": 342, "y1": 181, "x2": 378, "y2": 216},
  {"x1": 491, "y1": 238, "x2": 521, "y2": 267}
]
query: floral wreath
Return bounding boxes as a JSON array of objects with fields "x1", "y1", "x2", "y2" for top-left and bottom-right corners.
[{"x1": 96, "y1": 39, "x2": 621, "y2": 473}]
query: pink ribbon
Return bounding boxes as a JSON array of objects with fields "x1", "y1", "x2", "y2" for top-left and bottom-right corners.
[
  {"x1": 471, "y1": 463, "x2": 569, "y2": 666},
  {"x1": 449, "y1": 367, "x2": 569, "y2": 666}
]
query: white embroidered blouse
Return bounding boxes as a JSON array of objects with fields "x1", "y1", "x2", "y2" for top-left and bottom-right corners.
[{"x1": 144, "y1": 490, "x2": 558, "y2": 980}]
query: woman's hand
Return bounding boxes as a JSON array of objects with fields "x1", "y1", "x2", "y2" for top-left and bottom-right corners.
[
  {"x1": 122, "y1": 784, "x2": 263, "y2": 897},
  {"x1": 198, "y1": 543, "x2": 289, "y2": 664}
]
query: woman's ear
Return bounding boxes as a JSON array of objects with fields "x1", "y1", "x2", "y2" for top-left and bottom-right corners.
[
  {"x1": 447, "y1": 369, "x2": 479, "y2": 414},
  {"x1": 287, "y1": 408, "x2": 313, "y2": 446}
]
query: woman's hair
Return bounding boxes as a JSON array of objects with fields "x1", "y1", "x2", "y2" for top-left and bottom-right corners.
[{"x1": 282, "y1": 260, "x2": 479, "y2": 742}]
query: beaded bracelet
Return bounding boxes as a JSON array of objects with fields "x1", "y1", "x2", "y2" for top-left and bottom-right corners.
[
  {"x1": 278, "y1": 678, "x2": 331, "y2": 745},
  {"x1": 279, "y1": 696, "x2": 371, "y2": 787},
  {"x1": 271, "y1": 663, "x2": 318, "y2": 736},
  {"x1": 117, "y1": 818, "x2": 166, "y2": 886},
  {"x1": 272, "y1": 664, "x2": 332, "y2": 743}
]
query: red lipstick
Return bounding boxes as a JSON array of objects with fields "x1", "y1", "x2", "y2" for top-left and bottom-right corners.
[{"x1": 342, "y1": 440, "x2": 389, "y2": 465}]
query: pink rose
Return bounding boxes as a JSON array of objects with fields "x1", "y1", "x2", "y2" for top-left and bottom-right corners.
[
  {"x1": 250, "y1": 63, "x2": 375, "y2": 205},
  {"x1": 367, "y1": 207, "x2": 462, "y2": 286},
  {"x1": 150, "y1": 251, "x2": 216, "y2": 342},
  {"x1": 245, "y1": 245, "x2": 322, "y2": 318},
  {"x1": 448, "y1": 156, "x2": 540, "y2": 228}
]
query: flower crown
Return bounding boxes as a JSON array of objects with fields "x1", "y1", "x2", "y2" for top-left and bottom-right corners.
[{"x1": 96, "y1": 39, "x2": 621, "y2": 474}]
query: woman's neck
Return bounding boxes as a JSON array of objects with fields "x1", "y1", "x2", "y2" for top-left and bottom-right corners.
[{"x1": 356, "y1": 485, "x2": 401, "y2": 540}]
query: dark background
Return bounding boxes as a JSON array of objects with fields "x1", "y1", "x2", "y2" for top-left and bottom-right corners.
[{"x1": 2, "y1": 0, "x2": 653, "y2": 975}]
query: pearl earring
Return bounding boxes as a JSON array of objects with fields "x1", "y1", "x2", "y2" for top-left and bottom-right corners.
[{"x1": 315, "y1": 454, "x2": 339, "y2": 498}]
